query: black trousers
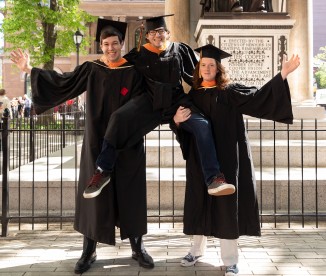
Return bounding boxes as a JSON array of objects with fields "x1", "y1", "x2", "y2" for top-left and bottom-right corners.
[
  {"x1": 104, "y1": 93, "x2": 165, "y2": 150},
  {"x1": 97, "y1": 92, "x2": 190, "y2": 172}
]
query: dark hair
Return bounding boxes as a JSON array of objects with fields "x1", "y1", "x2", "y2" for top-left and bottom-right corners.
[
  {"x1": 145, "y1": 28, "x2": 170, "y2": 36},
  {"x1": 144, "y1": 28, "x2": 170, "y2": 43},
  {"x1": 100, "y1": 27, "x2": 124, "y2": 44},
  {"x1": 193, "y1": 59, "x2": 230, "y2": 90},
  {"x1": 0, "y1": 89, "x2": 5, "y2": 96}
]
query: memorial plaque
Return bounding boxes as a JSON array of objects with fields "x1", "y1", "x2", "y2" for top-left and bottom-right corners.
[{"x1": 219, "y1": 36, "x2": 274, "y2": 87}]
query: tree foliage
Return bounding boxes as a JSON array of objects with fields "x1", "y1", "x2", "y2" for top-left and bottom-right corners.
[
  {"x1": 1, "y1": 0, "x2": 96, "y2": 69},
  {"x1": 315, "y1": 66, "x2": 326, "y2": 89},
  {"x1": 315, "y1": 46, "x2": 326, "y2": 89},
  {"x1": 316, "y1": 46, "x2": 326, "y2": 63}
]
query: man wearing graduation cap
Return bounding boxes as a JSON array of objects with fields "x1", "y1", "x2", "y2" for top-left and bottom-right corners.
[
  {"x1": 172, "y1": 44, "x2": 300, "y2": 274},
  {"x1": 83, "y1": 14, "x2": 236, "y2": 203},
  {"x1": 10, "y1": 18, "x2": 154, "y2": 273}
]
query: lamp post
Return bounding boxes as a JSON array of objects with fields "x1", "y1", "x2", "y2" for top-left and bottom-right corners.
[
  {"x1": 73, "y1": 29, "x2": 83, "y2": 66},
  {"x1": 73, "y1": 30, "x2": 84, "y2": 136}
]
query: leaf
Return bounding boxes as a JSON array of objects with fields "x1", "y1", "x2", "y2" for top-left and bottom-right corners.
[{"x1": 1, "y1": 0, "x2": 96, "y2": 69}]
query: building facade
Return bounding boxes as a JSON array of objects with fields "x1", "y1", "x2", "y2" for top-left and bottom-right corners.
[{"x1": 1, "y1": 0, "x2": 316, "y2": 102}]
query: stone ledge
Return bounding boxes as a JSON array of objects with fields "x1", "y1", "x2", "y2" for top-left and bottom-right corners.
[
  {"x1": 292, "y1": 106, "x2": 325, "y2": 119},
  {"x1": 5, "y1": 167, "x2": 326, "y2": 184}
]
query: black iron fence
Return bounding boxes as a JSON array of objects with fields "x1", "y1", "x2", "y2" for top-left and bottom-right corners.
[
  {"x1": 0, "y1": 111, "x2": 84, "y2": 174},
  {"x1": 1, "y1": 112, "x2": 326, "y2": 236}
]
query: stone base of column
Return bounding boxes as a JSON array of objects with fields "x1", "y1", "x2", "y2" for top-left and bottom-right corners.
[
  {"x1": 292, "y1": 100, "x2": 325, "y2": 119},
  {"x1": 194, "y1": 13, "x2": 294, "y2": 88}
]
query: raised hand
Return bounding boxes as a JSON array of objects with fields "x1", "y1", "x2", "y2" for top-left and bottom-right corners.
[
  {"x1": 10, "y1": 49, "x2": 32, "y2": 74},
  {"x1": 281, "y1": 54, "x2": 300, "y2": 80}
]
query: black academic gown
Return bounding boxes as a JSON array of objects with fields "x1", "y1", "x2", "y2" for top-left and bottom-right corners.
[
  {"x1": 30, "y1": 60, "x2": 147, "y2": 245},
  {"x1": 124, "y1": 42, "x2": 197, "y2": 113},
  {"x1": 101, "y1": 42, "x2": 197, "y2": 151},
  {"x1": 176, "y1": 73, "x2": 293, "y2": 239}
]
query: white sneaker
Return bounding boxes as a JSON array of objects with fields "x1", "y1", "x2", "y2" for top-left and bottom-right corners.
[
  {"x1": 225, "y1": 264, "x2": 239, "y2": 275},
  {"x1": 180, "y1": 253, "x2": 202, "y2": 267}
]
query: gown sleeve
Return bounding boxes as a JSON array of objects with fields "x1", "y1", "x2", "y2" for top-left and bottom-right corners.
[
  {"x1": 30, "y1": 62, "x2": 91, "y2": 114},
  {"x1": 217, "y1": 73, "x2": 293, "y2": 124},
  {"x1": 123, "y1": 48, "x2": 138, "y2": 65},
  {"x1": 178, "y1": 42, "x2": 199, "y2": 86}
]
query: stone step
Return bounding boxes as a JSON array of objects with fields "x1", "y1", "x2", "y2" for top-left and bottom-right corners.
[
  {"x1": 3, "y1": 164, "x2": 326, "y2": 213},
  {"x1": 244, "y1": 118, "x2": 326, "y2": 140},
  {"x1": 145, "y1": 118, "x2": 326, "y2": 140},
  {"x1": 145, "y1": 125, "x2": 176, "y2": 140},
  {"x1": 145, "y1": 139, "x2": 326, "y2": 167},
  {"x1": 145, "y1": 167, "x2": 326, "y2": 212}
]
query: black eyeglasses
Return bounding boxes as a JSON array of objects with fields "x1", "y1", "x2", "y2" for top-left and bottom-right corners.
[{"x1": 148, "y1": 29, "x2": 166, "y2": 36}]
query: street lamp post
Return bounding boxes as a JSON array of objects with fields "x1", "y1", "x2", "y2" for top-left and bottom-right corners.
[
  {"x1": 73, "y1": 30, "x2": 84, "y2": 138},
  {"x1": 73, "y1": 30, "x2": 83, "y2": 66}
]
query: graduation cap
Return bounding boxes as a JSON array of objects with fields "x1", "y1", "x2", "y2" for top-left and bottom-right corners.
[
  {"x1": 194, "y1": 44, "x2": 232, "y2": 63},
  {"x1": 95, "y1": 18, "x2": 127, "y2": 42},
  {"x1": 145, "y1": 14, "x2": 174, "y2": 31}
]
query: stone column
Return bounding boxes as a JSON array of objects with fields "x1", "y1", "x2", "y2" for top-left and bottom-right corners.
[
  {"x1": 287, "y1": 0, "x2": 313, "y2": 101},
  {"x1": 189, "y1": 0, "x2": 202, "y2": 48},
  {"x1": 165, "y1": 0, "x2": 190, "y2": 44}
]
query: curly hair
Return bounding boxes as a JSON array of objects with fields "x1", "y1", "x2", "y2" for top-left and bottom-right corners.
[{"x1": 193, "y1": 59, "x2": 230, "y2": 90}]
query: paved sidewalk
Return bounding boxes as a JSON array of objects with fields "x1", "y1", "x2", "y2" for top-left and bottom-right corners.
[{"x1": 0, "y1": 222, "x2": 326, "y2": 276}]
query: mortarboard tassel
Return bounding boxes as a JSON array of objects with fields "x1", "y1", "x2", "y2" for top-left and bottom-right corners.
[
  {"x1": 199, "y1": 49, "x2": 202, "y2": 79},
  {"x1": 137, "y1": 22, "x2": 144, "y2": 52}
]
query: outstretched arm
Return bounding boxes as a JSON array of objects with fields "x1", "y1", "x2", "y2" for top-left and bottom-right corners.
[
  {"x1": 10, "y1": 48, "x2": 32, "y2": 74},
  {"x1": 281, "y1": 54, "x2": 300, "y2": 80}
]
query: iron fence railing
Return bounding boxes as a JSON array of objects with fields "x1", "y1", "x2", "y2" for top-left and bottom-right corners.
[
  {"x1": 1, "y1": 111, "x2": 84, "y2": 174},
  {"x1": 244, "y1": 119, "x2": 326, "y2": 228},
  {"x1": 1, "y1": 109, "x2": 85, "y2": 235},
  {"x1": 1, "y1": 113, "x2": 326, "y2": 236}
]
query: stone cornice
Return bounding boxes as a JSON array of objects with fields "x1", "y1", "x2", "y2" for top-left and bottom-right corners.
[
  {"x1": 194, "y1": 18, "x2": 295, "y2": 42},
  {"x1": 80, "y1": 2, "x2": 164, "y2": 17}
]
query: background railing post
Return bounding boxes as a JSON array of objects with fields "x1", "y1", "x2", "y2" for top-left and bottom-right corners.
[
  {"x1": 29, "y1": 109, "x2": 35, "y2": 162},
  {"x1": 62, "y1": 105, "x2": 66, "y2": 148},
  {"x1": 1, "y1": 108, "x2": 10, "y2": 237}
]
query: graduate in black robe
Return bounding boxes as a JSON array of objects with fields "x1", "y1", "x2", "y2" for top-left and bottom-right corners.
[
  {"x1": 10, "y1": 19, "x2": 154, "y2": 273},
  {"x1": 172, "y1": 44, "x2": 300, "y2": 273},
  {"x1": 84, "y1": 15, "x2": 235, "y2": 201}
]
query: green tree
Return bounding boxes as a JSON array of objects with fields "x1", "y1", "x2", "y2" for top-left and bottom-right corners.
[
  {"x1": 315, "y1": 46, "x2": 326, "y2": 89},
  {"x1": 316, "y1": 46, "x2": 326, "y2": 63},
  {"x1": 315, "y1": 65, "x2": 326, "y2": 89},
  {"x1": 1, "y1": 0, "x2": 95, "y2": 70}
]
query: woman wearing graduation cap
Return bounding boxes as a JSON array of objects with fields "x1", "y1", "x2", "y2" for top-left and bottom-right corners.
[
  {"x1": 172, "y1": 44, "x2": 300, "y2": 275},
  {"x1": 83, "y1": 14, "x2": 236, "y2": 201},
  {"x1": 10, "y1": 18, "x2": 154, "y2": 273}
]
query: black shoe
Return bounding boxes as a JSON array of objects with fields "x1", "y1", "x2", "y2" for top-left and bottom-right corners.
[
  {"x1": 129, "y1": 237, "x2": 154, "y2": 269},
  {"x1": 74, "y1": 236, "x2": 97, "y2": 274},
  {"x1": 83, "y1": 169, "x2": 111, "y2": 198},
  {"x1": 74, "y1": 251, "x2": 97, "y2": 274},
  {"x1": 132, "y1": 248, "x2": 154, "y2": 269}
]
